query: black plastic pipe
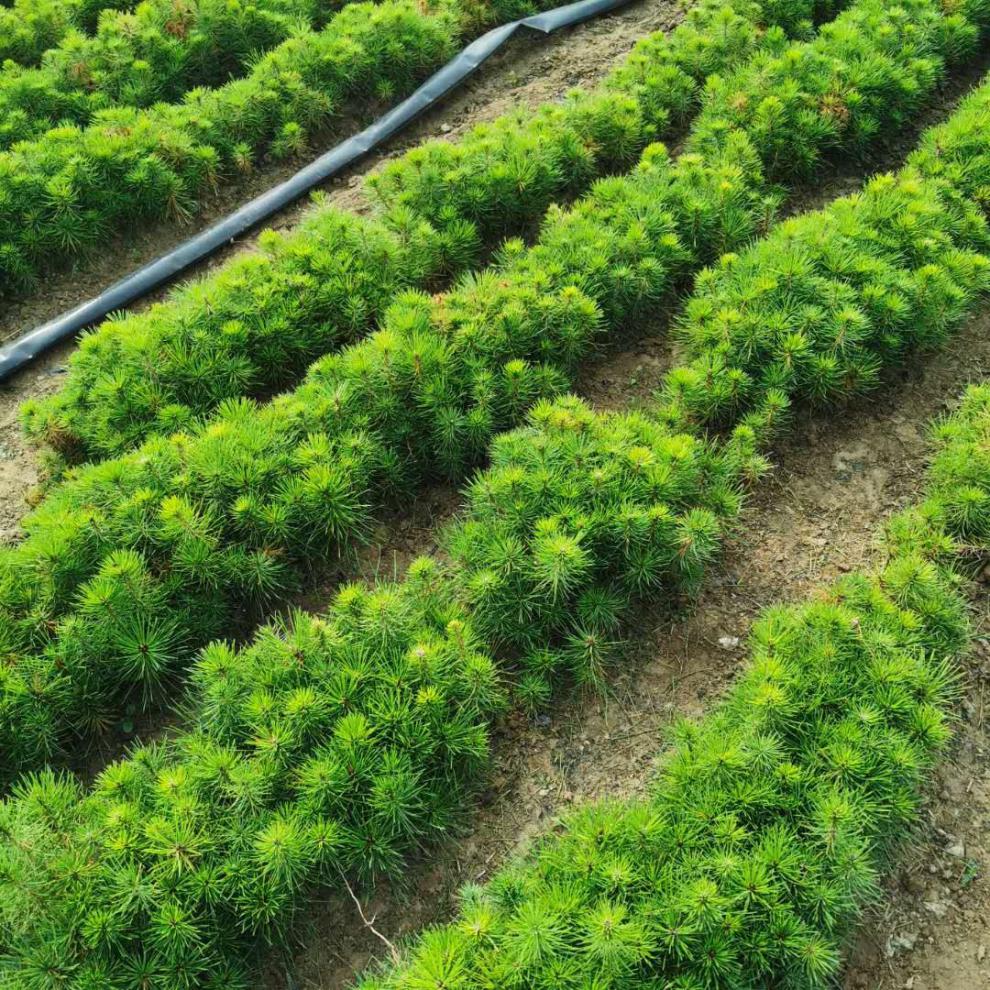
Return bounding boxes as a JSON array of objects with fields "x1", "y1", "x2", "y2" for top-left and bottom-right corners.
[{"x1": 0, "y1": 0, "x2": 635, "y2": 382}]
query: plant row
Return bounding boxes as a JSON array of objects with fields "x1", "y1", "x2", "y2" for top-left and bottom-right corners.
[
  {"x1": 3, "y1": 78, "x2": 990, "y2": 990},
  {"x1": 22, "y1": 0, "x2": 981, "y2": 461},
  {"x1": 355, "y1": 383, "x2": 990, "y2": 990},
  {"x1": 3, "y1": 38, "x2": 990, "y2": 990},
  {"x1": 0, "y1": 0, "x2": 132, "y2": 66},
  {"x1": 1, "y1": 0, "x2": 985, "y2": 776},
  {"x1": 0, "y1": 0, "x2": 554, "y2": 296},
  {"x1": 23, "y1": 0, "x2": 831, "y2": 464},
  {"x1": 0, "y1": 0, "x2": 337, "y2": 150},
  {"x1": 660, "y1": 120, "x2": 990, "y2": 429},
  {"x1": 0, "y1": 397, "x2": 758, "y2": 989},
  {"x1": 19, "y1": 0, "x2": 963, "y2": 464}
]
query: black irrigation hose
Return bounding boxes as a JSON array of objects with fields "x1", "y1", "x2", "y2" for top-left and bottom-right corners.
[{"x1": 0, "y1": 0, "x2": 636, "y2": 383}]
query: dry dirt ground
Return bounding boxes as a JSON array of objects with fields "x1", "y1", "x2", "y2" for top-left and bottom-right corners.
[{"x1": 1, "y1": 3, "x2": 990, "y2": 987}]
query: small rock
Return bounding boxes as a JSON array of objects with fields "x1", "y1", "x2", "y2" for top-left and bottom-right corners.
[
  {"x1": 886, "y1": 932, "x2": 919, "y2": 957},
  {"x1": 440, "y1": 123, "x2": 452, "y2": 133},
  {"x1": 923, "y1": 900, "x2": 949, "y2": 918},
  {"x1": 904, "y1": 977, "x2": 915, "y2": 990},
  {"x1": 537, "y1": 787, "x2": 549, "y2": 798},
  {"x1": 945, "y1": 840, "x2": 966, "y2": 858},
  {"x1": 717, "y1": 635, "x2": 740, "y2": 650},
  {"x1": 978, "y1": 945, "x2": 986, "y2": 962}
]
